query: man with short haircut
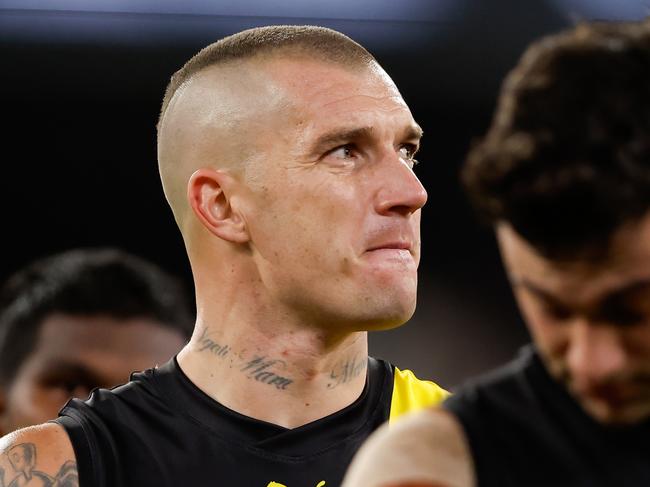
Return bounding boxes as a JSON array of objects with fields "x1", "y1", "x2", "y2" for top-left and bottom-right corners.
[
  {"x1": 0, "y1": 248, "x2": 192, "y2": 436},
  {"x1": 343, "y1": 19, "x2": 650, "y2": 487},
  {"x1": 0, "y1": 26, "x2": 447, "y2": 486}
]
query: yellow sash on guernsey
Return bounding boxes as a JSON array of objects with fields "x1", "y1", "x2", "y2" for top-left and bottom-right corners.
[
  {"x1": 265, "y1": 368, "x2": 447, "y2": 486},
  {"x1": 389, "y1": 367, "x2": 449, "y2": 423}
]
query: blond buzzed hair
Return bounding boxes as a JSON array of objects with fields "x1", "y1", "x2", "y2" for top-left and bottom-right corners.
[{"x1": 157, "y1": 25, "x2": 377, "y2": 132}]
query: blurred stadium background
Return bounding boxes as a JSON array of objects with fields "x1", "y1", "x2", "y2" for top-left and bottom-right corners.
[{"x1": 1, "y1": 0, "x2": 648, "y2": 388}]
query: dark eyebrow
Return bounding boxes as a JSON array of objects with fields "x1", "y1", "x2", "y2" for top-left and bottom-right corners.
[
  {"x1": 38, "y1": 361, "x2": 108, "y2": 388},
  {"x1": 404, "y1": 124, "x2": 424, "y2": 141},
  {"x1": 513, "y1": 278, "x2": 567, "y2": 306},
  {"x1": 310, "y1": 127, "x2": 375, "y2": 153},
  {"x1": 513, "y1": 277, "x2": 650, "y2": 307},
  {"x1": 602, "y1": 279, "x2": 650, "y2": 303}
]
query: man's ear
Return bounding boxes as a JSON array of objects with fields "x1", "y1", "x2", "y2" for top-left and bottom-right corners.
[{"x1": 187, "y1": 168, "x2": 250, "y2": 243}]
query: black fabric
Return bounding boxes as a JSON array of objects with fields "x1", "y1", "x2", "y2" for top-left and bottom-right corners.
[
  {"x1": 444, "y1": 345, "x2": 650, "y2": 487},
  {"x1": 56, "y1": 356, "x2": 394, "y2": 487}
]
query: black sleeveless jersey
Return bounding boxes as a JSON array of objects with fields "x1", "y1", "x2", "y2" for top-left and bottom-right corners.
[
  {"x1": 55, "y1": 356, "x2": 447, "y2": 487},
  {"x1": 443, "y1": 345, "x2": 650, "y2": 487}
]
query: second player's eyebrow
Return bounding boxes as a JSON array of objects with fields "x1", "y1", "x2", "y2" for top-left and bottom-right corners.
[
  {"x1": 515, "y1": 279, "x2": 565, "y2": 304},
  {"x1": 515, "y1": 276, "x2": 650, "y2": 309},
  {"x1": 600, "y1": 278, "x2": 650, "y2": 304}
]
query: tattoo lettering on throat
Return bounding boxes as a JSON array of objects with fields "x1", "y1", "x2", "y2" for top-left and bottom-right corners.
[
  {"x1": 241, "y1": 357, "x2": 293, "y2": 390},
  {"x1": 197, "y1": 329, "x2": 231, "y2": 358},
  {"x1": 0, "y1": 442, "x2": 78, "y2": 487},
  {"x1": 327, "y1": 355, "x2": 367, "y2": 389},
  {"x1": 195, "y1": 332, "x2": 294, "y2": 390}
]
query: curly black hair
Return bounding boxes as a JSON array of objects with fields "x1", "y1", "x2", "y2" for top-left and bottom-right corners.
[{"x1": 463, "y1": 19, "x2": 650, "y2": 259}]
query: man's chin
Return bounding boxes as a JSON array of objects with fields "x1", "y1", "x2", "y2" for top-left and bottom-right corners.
[
  {"x1": 577, "y1": 396, "x2": 650, "y2": 426},
  {"x1": 354, "y1": 300, "x2": 417, "y2": 332}
]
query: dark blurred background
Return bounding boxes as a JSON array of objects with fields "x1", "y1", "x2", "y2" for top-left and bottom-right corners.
[{"x1": 1, "y1": 0, "x2": 648, "y2": 389}]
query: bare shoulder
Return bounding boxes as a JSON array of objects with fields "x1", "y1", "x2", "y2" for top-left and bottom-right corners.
[
  {"x1": 0, "y1": 423, "x2": 78, "y2": 487},
  {"x1": 343, "y1": 408, "x2": 474, "y2": 487}
]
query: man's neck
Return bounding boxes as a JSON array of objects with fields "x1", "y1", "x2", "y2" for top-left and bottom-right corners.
[{"x1": 177, "y1": 320, "x2": 369, "y2": 429}]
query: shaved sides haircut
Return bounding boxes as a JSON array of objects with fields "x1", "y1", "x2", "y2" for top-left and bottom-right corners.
[{"x1": 157, "y1": 25, "x2": 377, "y2": 131}]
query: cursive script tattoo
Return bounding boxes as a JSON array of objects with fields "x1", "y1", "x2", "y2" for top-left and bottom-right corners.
[
  {"x1": 241, "y1": 357, "x2": 294, "y2": 390},
  {"x1": 327, "y1": 355, "x2": 366, "y2": 389},
  {"x1": 196, "y1": 329, "x2": 231, "y2": 358},
  {"x1": 0, "y1": 442, "x2": 78, "y2": 487},
  {"x1": 195, "y1": 331, "x2": 295, "y2": 390}
]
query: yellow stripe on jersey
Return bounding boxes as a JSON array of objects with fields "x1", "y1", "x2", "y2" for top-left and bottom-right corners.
[{"x1": 389, "y1": 367, "x2": 449, "y2": 424}]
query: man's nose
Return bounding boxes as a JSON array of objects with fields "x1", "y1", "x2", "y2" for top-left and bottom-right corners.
[
  {"x1": 566, "y1": 320, "x2": 627, "y2": 392},
  {"x1": 375, "y1": 156, "x2": 427, "y2": 216}
]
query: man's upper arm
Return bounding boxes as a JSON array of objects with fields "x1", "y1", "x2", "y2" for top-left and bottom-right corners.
[
  {"x1": 0, "y1": 423, "x2": 78, "y2": 487},
  {"x1": 343, "y1": 408, "x2": 475, "y2": 487}
]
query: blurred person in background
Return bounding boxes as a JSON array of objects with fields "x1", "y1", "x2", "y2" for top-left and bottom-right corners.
[
  {"x1": 0, "y1": 26, "x2": 447, "y2": 487},
  {"x1": 0, "y1": 247, "x2": 192, "y2": 436},
  {"x1": 344, "y1": 18, "x2": 650, "y2": 487}
]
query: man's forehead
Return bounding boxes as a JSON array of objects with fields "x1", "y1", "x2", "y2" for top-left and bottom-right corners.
[
  {"x1": 499, "y1": 223, "x2": 650, "y2": 299},
  {"x1": 33, "y1": 314, "x2": 183, "y2": 356},
  {"x1": 268, "y1": 57, "x2": 400, "y2": 101},
  {"x1": 267, "y1": 60, "x2": 414, "y2": 134},
  {"x1": 173, "y1": 54, "x2": 402, "y2": 121}
]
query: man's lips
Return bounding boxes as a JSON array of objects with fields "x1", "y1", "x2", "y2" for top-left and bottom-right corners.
[{"x1": 366, "y1": 241, "x2": 412, "y2": 252}]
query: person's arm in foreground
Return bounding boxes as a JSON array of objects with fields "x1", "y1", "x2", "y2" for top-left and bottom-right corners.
[
  {"x1": 0, "y1": 424, "x2": 78, "y2": 486},
  {"x1": 342, "y1": 407, "x2": 475, "y2": 487}
]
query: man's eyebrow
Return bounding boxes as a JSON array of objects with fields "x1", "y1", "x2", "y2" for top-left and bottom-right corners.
[
  {"x1": 310, "y1": 127, "x2": 375, "y2": 152},
  {"x1": 513, "y1": 278, "x2": 565, "y2": 304},
  {"x1": 308, "y1": 124, "x2": 423, "y2": 153},
  {"x1": 602, "y1": 278, "x2": 650, "y2": 302},
  {"x1": 405, "y1": 124, "x2": 424, "y2": 141},
  {"x1": 513, "y1": 277, "x2": 650, "y2": 306},
  {"x1": 39, "y1": 360, "x2": 107, "y2": 386}
]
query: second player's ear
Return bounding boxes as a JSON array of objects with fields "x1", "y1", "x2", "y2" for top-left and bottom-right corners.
[{"x1": 188, "y1": 168, "x2": 250, "y2": 243}]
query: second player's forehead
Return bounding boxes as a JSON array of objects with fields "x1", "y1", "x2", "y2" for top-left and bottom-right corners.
[{"x1": 499, "y1": 221, "x2": 650, "y2": 307}]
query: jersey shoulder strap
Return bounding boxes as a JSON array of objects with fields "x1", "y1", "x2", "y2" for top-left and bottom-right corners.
[{"x1": 389, "y1": 367, "x2": 449, "y2": 423}]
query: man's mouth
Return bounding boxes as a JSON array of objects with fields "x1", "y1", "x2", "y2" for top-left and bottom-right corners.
[{"x1": 366, "y1": 241, "x2": 412, "y2": 252}]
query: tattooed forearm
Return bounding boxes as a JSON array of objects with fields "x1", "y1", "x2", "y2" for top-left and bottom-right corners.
[
  {"x1": 1, "y1": 442, "x2": 78, "y2": 487},
  {"x1": 327, "y1": 355, "x2": 367, "y2": 389}
]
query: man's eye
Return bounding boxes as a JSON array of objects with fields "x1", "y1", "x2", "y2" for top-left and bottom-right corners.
[
  {"x1": 598, "y1": 304, "x2": 644, "y2": 327},
  {"x1": 530, "y1": 296, "x2": 572, "y2": 322},
  {"x1": 398, "y1": 144, "x2": 419, "y2": 167},
  {"x1": 328, "y1": 144, "x2": 356, "y2": 159},
  {"x1": 544, "y1": 304, "x2": 572, "y2": 322},
  {"x1": 45, "y1": 379, "x2": 78, "y2": 393}
]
